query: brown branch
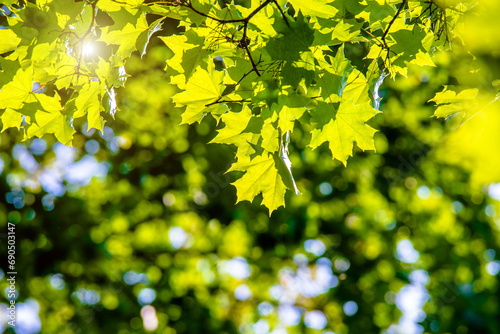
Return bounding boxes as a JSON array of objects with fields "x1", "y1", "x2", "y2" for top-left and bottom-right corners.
[
  {"x1": 235, "y1": 64, "x2": 260, "y2": 86},
  {"x1": 272, "y1": 0, "x2": 289, "y2": 27},
  {"x1": 381, "y1": 0, "x2": 408, "y2": 49},
  {"x1": 241, "y1": 21, "x2": 260, "y2": 76},
  {"x1": 375, "y1": 0, "x2": 408, "y2": 74},
  {"x1": 182, "y1": 0, "x2": 245, "y2": 23},
  {"x1": 205, "y1": 99, "x2": 250, "y2": 107},
  {"x1": 75, "y1": 1, "x2": 97, "y2": 80},
  {"x1": 206, "y1": 63, "x2": 261, "y2": 107},
  {"x1": 179, "y1": 0, "x2": 277, "y2": 76},
  {"x1": 246, "y1": 0, "x2": 273, "y2": 21}
]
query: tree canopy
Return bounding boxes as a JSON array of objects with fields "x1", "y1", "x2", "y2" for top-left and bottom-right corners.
[{"x1": 1, "y1": 0, "x2": 500, "y2": 334}]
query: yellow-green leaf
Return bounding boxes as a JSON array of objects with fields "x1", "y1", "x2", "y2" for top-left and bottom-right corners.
[
  {"x1": 0, "y1": 66, "x2": 34, "y2": 109},
  {"x1": 309, "y1": 100, "x2": 379, "y2": 165},
  {"x1": 75, "y1": 82, "x2": 105, "y2": 132},
  {"x1": 429, "y1": 86, "x2": 479, "y2": 119},
  {"x1": 172, "y1": 66, "x2": 225, "y2": 124},
  {"x1": 0, "y1": 29, "x2": 21, "y2": 53},
  {"x1": 210, "y1": 106, "x2": 252, "y2": 145},
  {"x1": 23, "y1": 93, "x2": 74, "y2": 146},
  {"x1": 287, "y1": 0, "x2": 339, "y2": 19},
  {"x1": 0, "y1": 108, "x2": 23, "y2": 132},
  {"x1": 99, "y1": 13, "x2": 149, "y2": 58},
  {"x1": 229, "y1": 152, "x2": 287, "y2": 215}
]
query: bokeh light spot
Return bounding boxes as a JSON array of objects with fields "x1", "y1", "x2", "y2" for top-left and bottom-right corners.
[{"x1": 343, "y1": 301, "x2": 358, "y2": 316}]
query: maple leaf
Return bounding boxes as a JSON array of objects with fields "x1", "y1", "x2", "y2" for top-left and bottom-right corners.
[
  {"x1": 23, "y1": 93, "x2": 75, "y2": 146},
  {"x1": 0, "y1": 29, "x2": 21, "y2": 53},
  {"x1": 0, "y1": 66, "x2": 34, "y2": 110},
  {"x1": 99, "y1": 9, "x2": 149, "y2": 58},
  {"x1": 210, "y1": 106, "x2": 253, "y2": 146},
  {"x1": 172, "y1": 66, "x2": 226, "y2": 124},
  {"x1": 159, "y1": 29, "x2": 210, "y2": 88},
  {"x1": 276, "y1": 91, "x2": 309, "y2": 133},
  {"x1": 309, "y1": 100, "x2": 379, "y2": 165},
  {"x1": 229, "y1": 152, "x2": 287, "y2": 215},
  {"x1": 429, "y1": 86, "x2": 479, "y2": 119},
  {"x1": 74, "y1": 82, "x2": 105, "y2": 132},
  {"x1": 1, "y1": 108, "x2": 23, "y2": 132},
  {"x1": 287, "y1": 0, "x2": 339, "y2": 19}
]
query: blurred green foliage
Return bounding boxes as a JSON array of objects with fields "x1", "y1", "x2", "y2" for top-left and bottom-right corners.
[{"x1": 1, "y1": 1, "x2": 500, "y2": 334}]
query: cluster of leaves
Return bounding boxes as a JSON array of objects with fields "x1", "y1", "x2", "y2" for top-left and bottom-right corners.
[
  {"x1": 0, "y1": 0, "x2": 162, "y2": 145},
  {"x1": 0, "y1": 0, "x2": 475, "y2": 213},
  {"x1": 1, "y1": 52, "x2": 500, "y2": 333}
]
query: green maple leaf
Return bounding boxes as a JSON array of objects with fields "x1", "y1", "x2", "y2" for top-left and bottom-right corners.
[
  {"x1": 229, "y1": 152, "x2": 287, "y2": 215},
  {"x1": 19, "y1": 3, "x2": 62, "y2": 45},
  {"x1": 390, "y1": 26, "x2": 435, "y2": 68},
  {"x1": 74, "y1": 82, "x2": 105, "y2": 132},
  {"x1": 253, "y1": 77, "x2": 280, "y2": 108},
  {"x1": 313, "y1": 19, "x2": 363, "y2": 46},
  {"x1": 329, "y1": 0, "x2": 365, "y2": 18},
  {"x1": 357, "y1": 0, "x2": 396, "y2": 29},
  {"x1": 366, "y1": 18, "x2": 435, "y2": 77},
  {"x1": 172, "y1": 66, "x2": 226, "y2": 124},
  {"x1": 26, "y1": 111, "x2": 75, "y2": 146},
  {"x1": 0, "y1": 58, "x2": 21, "y2": 87},
  {"x1": 212, "y1": 106, "x2": 279, "y2": 158},
  {"x1": 287, "y1": 0, "x2": 339, "y2": 19},
  {"x1": 280, "y1": 51, "x2": 316, "y2": 87},
  {"x1": 309, "y1": 100, "x2": 379, "y2": 165},
  {"x1": 265, "y1": 12, "x2": 314, "y2": 63},
  {"x1": 342, "y1": 69, "x2": 370, "y2": 104},
  {"x1": 276, "y1": 91, "x2": 309, "y2": 133},
  {"x1": 0, "y1": 29, "x2": 21, "y2": 53},
  {"x1": 429, "y1": 86, "x2": 479, "y2": 119},
  {"x1": 1, "y1": 108, "x2": 23, "y2": 132},
  {"x1": 23, "y1": 93, "x2": 75, "y2": 146},
  {"x1": 317, "y1": 45, "x2": 352, "y2": 101},
  {"x1": 160, "y1": 29, "x2": 210, "y2": 88},
  {"x1": 99, "y1": 9, "x2": 149, "y2": 59},
  {"x1": 210, "y1": 106, "x2": 253, "y2": 146},
  {"x1": 0, "y1": 66, "x2": 34, "y2": 110},
  {"x1": 98, "y1": 0, "x2": 144, "y2": 11}
]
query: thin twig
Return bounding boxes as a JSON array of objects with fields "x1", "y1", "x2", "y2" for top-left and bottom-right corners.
[
  {"x1": 75, "y1": 1, "x2": 97, "y2": 80},
  {"x1": 205, "y1": 99, "x2": 250, "y2": 107},
  {"x1": 381, "y1": 0, "x2": 408, "y2": 49},
  {"x1": 272, "y1": 0, "x2": 289, "y2": 27},
  {"x1": 179, "y1": 0, "x2": 276, "y2": 76}
]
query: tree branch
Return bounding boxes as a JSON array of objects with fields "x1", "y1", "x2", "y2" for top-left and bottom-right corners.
[
  {"x1": 381, "y1": 0, "x2": 408, "y2": 49},
  {"x1": 205, "y1": 99, "x2": 250, "y2": 107},
  {"x1": 179, "y1": 0, "x2": 278, "y2": 76},
  {"x1": 272, "y1": 0, "x2": 289, "y2": 27}
]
